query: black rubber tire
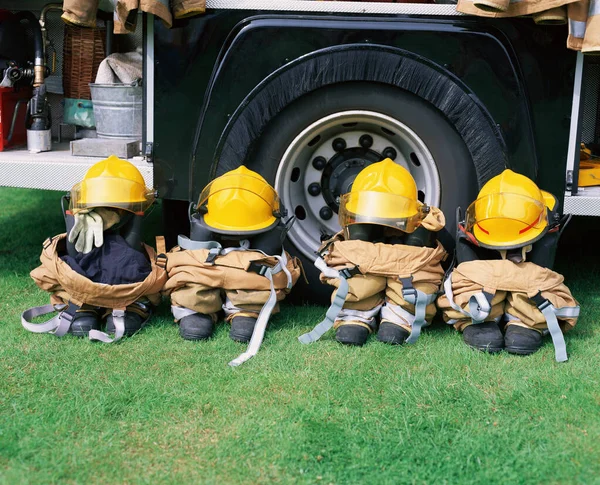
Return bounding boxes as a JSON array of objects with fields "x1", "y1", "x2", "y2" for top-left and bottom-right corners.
[{"x1": 246, "y1": 82, "x2": 480, "y2": 303}]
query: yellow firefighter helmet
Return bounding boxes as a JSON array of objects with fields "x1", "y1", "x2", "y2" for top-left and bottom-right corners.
[
  {"x1": 70, "y1": 155, "x2": 155, "y2": 214},
  {"x1": 339, "y1": 158, "x2": 428, "y2": 234},
  {"x1": 465, "y1": 169, "x2": 557, "y2": 249},
  {"x1": 197, "y1": 165, "x2": 282, "y2": 235}
]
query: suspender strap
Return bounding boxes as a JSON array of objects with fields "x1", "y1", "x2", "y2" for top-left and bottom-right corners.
[
  {"x1": 154, "y1": 235, "x2": 168, "y2": 269},
  {"x1": 298, "y1": 258, "x2": 358, "y2": 344},
  {"x1": 21, "y1": 303, "x2": 78, "y2": 337},
  {"x1": 530, "y1": 292, "x2": 579, "y2": 363},
  {"x1": 205, "y1": 247, "x2": 221, "y2": 264},
  {"x1": 443, "y1": 273, "x2": 463, "y2": 322},
  {"x1": 178, "y1": 235, "x2": 219, "y2": 266},
  {"x1": 398, "y1": 277, "x2": 436, "y2": 344},
  {"x1": 177, "y1": 235, "x2": 222, "y2": 252},
  {"x1": 247, "y1": 261, "x2": 270, "y2": 276},
  {"x1": 155, "y1": 235, "x2": 166, "y2": 255},
  {"x1": 468, "y1": 291, "x2": 494, "y2": 324},
  {"x1": 247, "y1": 251, "x2": 292, "y2": 286},
  {"x1": 443, "y1": 272, "x2": 494, "y2": 324},
  {"x1": 228, "y1": 265, "x2": 277, "y2": 367},
  {"x1": 89, "y1": 309, "x2": 126, "y2": 343},
  {"x1": 229, "y1": 253, "x2": 293, "y2": 367},
  {"x1": 228, "y1": 266, "x2": 275, "y2": 367},
  {"x1": 338, "y1": 266, "x2": 361, "y2": 279}
]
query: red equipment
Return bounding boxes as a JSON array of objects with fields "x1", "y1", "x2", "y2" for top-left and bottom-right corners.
[{"x1": 0, "y1": 86, "x2": 32, "y2": 151}]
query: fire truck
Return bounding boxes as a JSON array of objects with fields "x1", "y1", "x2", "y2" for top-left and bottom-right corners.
[{"x1": 0, "y1": 1, "x2": 592, "y2": 298}]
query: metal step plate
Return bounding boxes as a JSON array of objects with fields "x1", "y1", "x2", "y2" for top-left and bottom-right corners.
[{"x1": 0, "y1": 143, "x2": 153, "y2": 191}]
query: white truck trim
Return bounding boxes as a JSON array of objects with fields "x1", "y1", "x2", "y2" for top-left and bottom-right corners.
[
  {"x1": 205, "y1": 1, "x2": 462, "y2": 15},
  {"x1": 145, "y1": 14, "x2": 155, "y2": 147}
]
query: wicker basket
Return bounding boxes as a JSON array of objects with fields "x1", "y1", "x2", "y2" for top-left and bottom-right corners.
[{"x1": 63, "y1": 24, "x2": 106, "y2": 100}]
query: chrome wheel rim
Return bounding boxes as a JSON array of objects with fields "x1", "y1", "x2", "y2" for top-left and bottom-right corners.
[{"x1": 275, "y1": 110, "x2": 441, "y2": 260}]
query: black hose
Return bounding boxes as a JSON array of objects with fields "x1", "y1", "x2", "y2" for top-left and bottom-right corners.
[{"x1": 14, "y1": 11, "x2": 43, "y2": 65}]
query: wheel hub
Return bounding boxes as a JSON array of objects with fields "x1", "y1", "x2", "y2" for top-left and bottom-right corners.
[
  {"x1": 321, "y1": 147, "x2": 382, "y2": 211},
  {"x1": 275, "y1": 110, "x2": 441, "y2": 261}
]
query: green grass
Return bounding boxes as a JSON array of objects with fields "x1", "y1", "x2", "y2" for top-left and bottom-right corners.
[{"x1": 1, "y1": 187, "x2": 600, "y2": 485}]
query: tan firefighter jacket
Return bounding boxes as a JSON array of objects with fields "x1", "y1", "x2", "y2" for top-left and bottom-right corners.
[
  {"x1": 22, "y1": 234, "x2": 167, "y2": 343},
  {"x1": 62, "y1": 0, "x2": 206, "y2": 33},
  {"x1": 457, "y1": 0, "x2": 600, "y2": 54}
]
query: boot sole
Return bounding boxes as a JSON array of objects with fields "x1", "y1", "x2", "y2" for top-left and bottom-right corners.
[
  {"x1": 180, "y1": 331, "x2": 211, "y2": 341},
  {"x1": 71, "y1": 328, "x2": 93, "y2": 338},
  {"x1": 106, "y1": 327, "x2": 143, "y2": 337},
  {"x1": 70, "y1": 324, "x2": 100, "y2": 337},
  {"x1": 335, "y1": 336, "x2": 367, "y2": 346},
  {"x1": 505, "y1": 346, "x2": 539, "y2": 356},
  {"x1": 377, "y1": 336, "x2": 406, "y2": 345},
  {"x1": 467, "y1": 343, "x2": 504, "y2": 354},
  {"x1": 229, "y1": 332, "x2": 251, "y2": 343}
]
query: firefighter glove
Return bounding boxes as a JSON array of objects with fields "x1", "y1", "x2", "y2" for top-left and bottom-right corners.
[{"x1": 68, "y1": 209, "x2": 104, "y2": 254}]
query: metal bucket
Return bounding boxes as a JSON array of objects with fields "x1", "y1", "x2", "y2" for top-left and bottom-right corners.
[{"x1": 89, "y1": 83, "x2": 142, "y2": 139}]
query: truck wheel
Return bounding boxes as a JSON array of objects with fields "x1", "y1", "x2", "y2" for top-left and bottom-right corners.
[{"x1": 247, "y1": 82, "x2": 482, "y2": 302}]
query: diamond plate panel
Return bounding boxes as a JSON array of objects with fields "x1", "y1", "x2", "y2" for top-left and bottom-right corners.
[
  {"x1": 564, "y1": 187, "x2": 600, "y2": 215},
  {"x1": 204, "y1": 1, "x2": 462, "y2": 15},
  {"x1": 0, "y1": 146, "x2": 153, "y2": 192},
  {"x1": 581, "y1": 60, "x2": 600, "y2": 145}
]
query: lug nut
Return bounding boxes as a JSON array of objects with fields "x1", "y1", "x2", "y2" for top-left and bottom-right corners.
[
  {"x1": 312, "y1": 156, "x2": 326, "y2": 170},
  {"x1": 332, "y1": 138, "x2": 347, "y2": 152},
  {"x1": 359, "y1": 135, "x2": 373, "y2": 148},
  {"x1": 319, "y1": 206, "x2": 333, "y2": 220},
  {"x1": 382, "y1": 147, "x2": 397, "y2": 160},
  {"x1": 308, "y1": 183, "x2": 321, "y2": 196}
]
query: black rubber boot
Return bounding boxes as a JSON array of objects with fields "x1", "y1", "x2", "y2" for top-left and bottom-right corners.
[
  {"x1": 463, "y1": 321, "x2": 504, "y2": 353},
  {"x1": 106, "y1": 311, "x2": 146, "y2": 337},
  {"x1": 335, "y1": 324, "x2": 369, "y2": 346},
  {"x1": 230, "y1": 316, "x2": 257, "y2": 343},
  {"x1": 377, "y1": 322, "x2": 410, "y2": 345},
  {"x1": 69, "y1": 312, "x2": 101, "y2": 337},
  {"x1": 504, "y1": 325, "x2": 543, "y2": 355},
  {"x1": 179, "y1": 313, "x2": 215, "y2": 341}
]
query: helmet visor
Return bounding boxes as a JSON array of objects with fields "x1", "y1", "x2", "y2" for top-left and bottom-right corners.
[
  {"x1": 70, "y1": 177, "x2": 155, "y2": 214},
  {"x1": 465, "y1": 192, "x2": 548, "y2": 248},
  {"x1": 198, "y1": 172, "x2": 281, "y2": 215},
  {"x1": 339, "y1": 191, "x2": 427, "y2": 234},
  {"x1": 197, "y1": 172, "x2": 281, "y2": 234}
]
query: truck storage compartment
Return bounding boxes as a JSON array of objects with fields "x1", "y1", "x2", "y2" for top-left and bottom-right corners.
[
  {"x1": 564, "y1": 55, "x2": 600, "y2": 215},
  {"x1": 0, "y1": 2, "x2": 151, "y2": 192}
]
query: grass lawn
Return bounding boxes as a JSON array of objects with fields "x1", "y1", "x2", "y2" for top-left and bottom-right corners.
[{"x1": 1, "y1": 187, "x2": 600, "y2": 485}]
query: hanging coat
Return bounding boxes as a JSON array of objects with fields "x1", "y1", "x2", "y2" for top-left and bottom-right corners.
[
  {"x1": 456, "y1": 0, "x2": 600, "y2": 54},
  {"x1": 62, "y1": 0, "x2": 206, "y2": 33}
]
